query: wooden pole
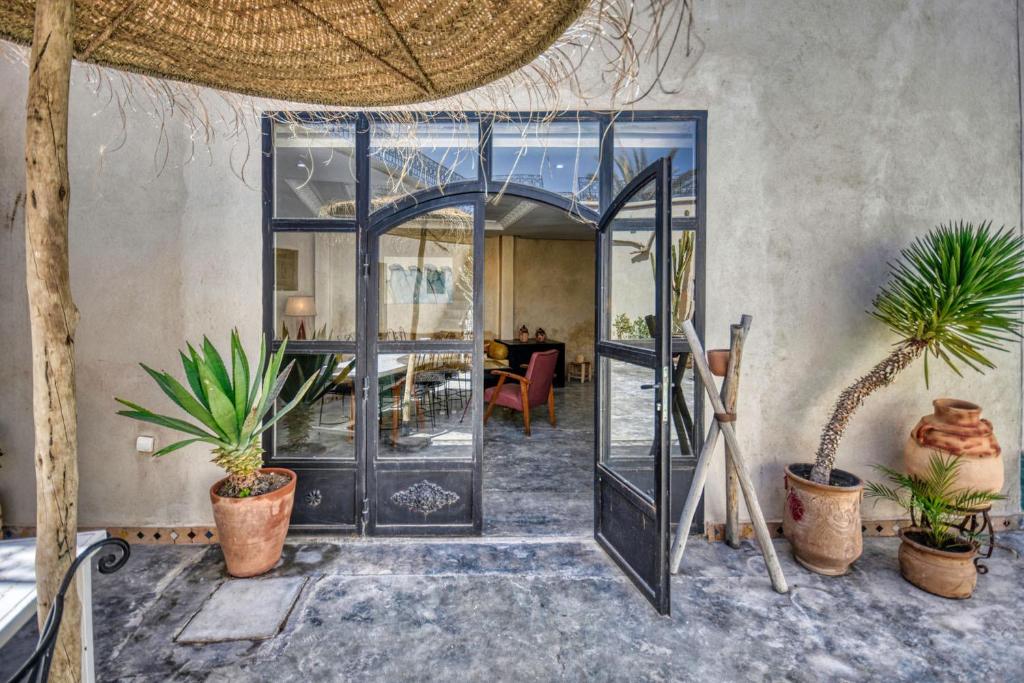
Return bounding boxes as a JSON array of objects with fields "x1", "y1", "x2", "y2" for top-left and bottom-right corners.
[
  {"x1": 25, "y1": 0, "x2": 81, "y2": 681},
  {"x1": 723, "y1": 321, "x2": 746, "y2": 548},
  {"x1": 682, "y1": 318, "x2": 788, "y2": 593}
]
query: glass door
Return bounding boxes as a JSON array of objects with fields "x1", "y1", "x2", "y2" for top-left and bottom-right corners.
[
  {"x1": 365, "y1": 196, "x2": 484, "y2": 534},
  {"x1": 594, "y1": 158, "x2": 673, "y2": 614}
]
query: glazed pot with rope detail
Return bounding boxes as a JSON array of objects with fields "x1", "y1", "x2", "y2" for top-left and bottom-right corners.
[
  {"x1": 783, "y1": 464, "x2": 864, "y2": 575},
  {"x1": 904, "y1": 399, "x2": 1002, "y2": 495}
]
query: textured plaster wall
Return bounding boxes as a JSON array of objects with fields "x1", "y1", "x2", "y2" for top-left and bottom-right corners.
[
  {"x1": 512, "y1": 238, "x2": 595, "y2": 364},
  {"x1": 0, "y1": 0, "x2": 1021, "y2": 527}
]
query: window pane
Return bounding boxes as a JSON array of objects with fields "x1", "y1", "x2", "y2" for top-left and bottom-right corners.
[
  {"x1": 274, "y1": 232, "x2": 356, "y2": 342},
  {"x1": 370, "y1": 121, "x2": 478, "y2": 204},
  {"x1": 274, "y1": 121, "x2": 357, "y2": 219},
  {"x1": 601, "y1": 358, "x2": 656, "y2": 500},
  {"x1": 273, "y1": 352, "x2": 356, "y2": 460},
  {"x1": 609, "y1": 177, "x2": 656, "y2": 349},
  {"x1": 377, "y1": 352, "x2": 477, "y2": 460},
  {"x1": 491, "y1": 120, "x2": 601, "y2": 208},
  {"x1": 613, "y1": 120, "x2": 696, "y2": 218},
  {"x1": 378, "y1": 205, "x2": 474, "y2": 341}
]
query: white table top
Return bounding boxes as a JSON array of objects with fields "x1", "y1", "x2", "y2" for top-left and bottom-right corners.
[{"x1": 0, "y1": 530, "x2": 107, "y2": 646}]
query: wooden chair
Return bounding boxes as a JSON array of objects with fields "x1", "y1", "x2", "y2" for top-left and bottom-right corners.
[{"x1": 483, "y1": 349, "x2": 558, "y2": 436}]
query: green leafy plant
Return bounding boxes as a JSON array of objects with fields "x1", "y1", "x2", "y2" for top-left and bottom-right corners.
[
  {"x1": 812, "y1": 221, "x2": 1024, "y2": 484},
  {"x1": 866, "y1": 454, "x2": 1004, "y2": 550},
  {"x1": 115, "y1": 330, "x2": 316, "y2": 493}
]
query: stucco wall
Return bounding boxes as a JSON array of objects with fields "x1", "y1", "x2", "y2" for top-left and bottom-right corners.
[{"x1": 1, "y1": 0, "x2": 1021, "y2": 528}]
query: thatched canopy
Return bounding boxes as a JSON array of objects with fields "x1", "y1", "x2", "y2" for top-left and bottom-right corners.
[{"x1": 0, "y1": 0, "x2": 589, "y2": 106}]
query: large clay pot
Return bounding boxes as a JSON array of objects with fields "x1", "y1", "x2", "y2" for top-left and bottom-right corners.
[
  {"x1": 210, "y1": 467, "x2": 296, "y2": 577},
  {"x1": 904, "y1": 399, "x2": 1002, "y2": 495},
  {"x1": 898, "y1": 527, "x2": 978, "y2": 599},
  {"x1": 783, "y1": 464, "x2": 863, "y2": 575}
]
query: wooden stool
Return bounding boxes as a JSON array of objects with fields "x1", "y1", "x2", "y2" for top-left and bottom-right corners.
[{"x1": 567, "y1": 360, "x2": 592, "y2": 383}]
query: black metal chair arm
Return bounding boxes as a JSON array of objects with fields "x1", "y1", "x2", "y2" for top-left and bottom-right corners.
[{"x1": 6, "y1": 537, "x2": 130, "y2": 683}]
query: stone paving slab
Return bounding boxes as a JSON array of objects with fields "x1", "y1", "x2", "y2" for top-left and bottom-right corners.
[{"x1": 176, "y1": 577, "x2": 307, "y2": 644}]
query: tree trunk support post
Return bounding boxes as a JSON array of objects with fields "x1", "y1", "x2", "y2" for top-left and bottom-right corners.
[
  {"x1": 25, "y1": 0, "x2": 81, "y2": 681},
  {"x1": 669, "y1": 316, "x2": 788, "y2": 594}
]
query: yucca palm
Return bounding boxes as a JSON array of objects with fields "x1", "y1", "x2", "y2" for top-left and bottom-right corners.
[
  {"x1": 115, "y1": 331, "x2": 316, "y2": 492},
  {"x1": 866, "y1": 454, "x2": 1004, "y2": 549},
  {"x1": 812, "y1": 221, "x2": 1024, "y2": 484}
]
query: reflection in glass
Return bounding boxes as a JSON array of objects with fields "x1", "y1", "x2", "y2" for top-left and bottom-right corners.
[
  {"x1": 370, "y1": 121, "x2": 478, "y2": 203},
  {"x1": 273, "y1": 121, "x2": 357, "y2": 219},
  {"x1": 609, "y1": 178, "x2": 656, "y2": 346},
  {"x1": 273, "y1": 353, "x2": 357, "y2": 460},
  {"x1": 377, "y1": 353, "x2": 476, "y2": 459},
  {"x1": 274, "y1": 232, "x2": 357, "y2": 342},
  {"x1": 491, "y1": 120, "x2": 601, "y2": 206},
  {"x1": 602, "y1": 359, "x2": 657, "y2": 500},
  {"x1": 613, "y1": 120, "x2": 697, "y2": 218},
  {"x1": 378, "y1": 205, "x2": 474, "y2": 341},
  {"x1": 668, "y1": 363, "x2": 697, "y2": 458}
]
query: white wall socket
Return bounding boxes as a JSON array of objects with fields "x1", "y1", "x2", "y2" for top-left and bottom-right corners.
[{"x1": 136, "y1": 435, "x2": 155, "y2": 453}]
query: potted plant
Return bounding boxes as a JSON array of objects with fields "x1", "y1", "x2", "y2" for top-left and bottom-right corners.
[
  {"x1": 785, "y1": 221, "x2": 1024, "y2": 575},
  {"x1": 116, "y1": 331, "x2": 316, "y2": 577},
  {"x1": 866, "y1": 454, "x2": 1003, "y2": 598}
]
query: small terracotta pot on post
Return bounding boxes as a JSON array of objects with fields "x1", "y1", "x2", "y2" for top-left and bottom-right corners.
[
  {"x1": 210, "y1": 467, "x2": 296, "y2": 578},
  {"x1": 898, "y1": 527, "x2": 978, "y2": 599},
  {"x1": 783, "y1": 464, "x2": 864, "y2": 575},
  {"x1": 904, "y1": 398, "x2": 1002, "y2": 494},
  {"x1": 707, "y1": 349, "x2": 730, "y2": 377}
]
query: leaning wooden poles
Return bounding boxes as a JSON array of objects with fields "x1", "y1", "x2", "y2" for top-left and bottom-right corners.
[
  {"x1": 669, "y1": 316, "x2": 788, "y2": 594},
  {"x1": 25, "y1": 0, "x2": 81, "y2": 681}
]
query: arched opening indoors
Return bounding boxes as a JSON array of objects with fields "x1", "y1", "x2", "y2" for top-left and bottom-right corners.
[{"x1": 263, "y1": 113, "x2": 705, "y2": 562}]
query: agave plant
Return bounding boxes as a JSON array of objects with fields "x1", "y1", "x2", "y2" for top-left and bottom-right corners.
[
  {"x1": 866, "y1": 454, "x2": 1004, "y2": 549},
  {"x1": 812, "y1": 221, "x2": 1024, "y2": 484},
  {"x1": 115, "y1": 330, "x2": 316, "y2": 492}
]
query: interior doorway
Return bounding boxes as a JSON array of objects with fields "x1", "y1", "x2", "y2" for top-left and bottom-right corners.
[{"x1": 480, "y1": 196, "x2": 597, "y2": 537}]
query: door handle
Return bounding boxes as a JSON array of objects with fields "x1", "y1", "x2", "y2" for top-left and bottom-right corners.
[{"x1": 640, "y1": 383, "x2": 661, "y2": 390}]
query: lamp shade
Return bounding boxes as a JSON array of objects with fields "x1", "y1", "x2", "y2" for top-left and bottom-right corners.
[{"x1": 285, "y1": 295, "x2": 316, "y2": 317}]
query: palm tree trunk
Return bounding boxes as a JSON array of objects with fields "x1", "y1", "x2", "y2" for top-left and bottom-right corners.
[
  {"x1": 25, "y1": 0, "x2": 80, "y2": 681},
  {"x1": 810, "y1": 342, "x2": 925, "y2": 485}
]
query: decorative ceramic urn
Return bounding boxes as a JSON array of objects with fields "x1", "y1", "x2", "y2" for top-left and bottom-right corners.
[
  {"x1": 904, "y1": 399, "x2": 1002, "y2": 495},
  {"x1": 535, "y1": 327, "x2": 547, "y2": 342},
  {"x1": 518, "y1": 325, "x2": 530, "y2": 343}
]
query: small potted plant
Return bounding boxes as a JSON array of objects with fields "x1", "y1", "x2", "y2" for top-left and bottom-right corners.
[
  {"x1": 866, "y1": 454, "x2": 1003, "y2": 599},
  {"x1": 116, "y1": 331, "x2": 316, "y2": 577},
  {"x1": 785, "y1": 222, "x2": 1024, "y2": 575}
]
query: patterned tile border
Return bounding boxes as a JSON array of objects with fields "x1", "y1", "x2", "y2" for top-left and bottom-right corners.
[
  {"x1": 705, "y1": 514, "x2": 1022, "y2": 542},
  {"x1": 2, "y1": 526, "x2": 219, "y2": 544}
]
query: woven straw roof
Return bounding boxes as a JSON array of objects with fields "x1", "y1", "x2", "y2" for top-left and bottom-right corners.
[{"x1": 0, "y1": 0, "x2": 589, "y2": 106}]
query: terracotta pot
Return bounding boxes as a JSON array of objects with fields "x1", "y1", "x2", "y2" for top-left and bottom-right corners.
[
  {"x1": 904, "y1": 398, "x2": 1002, "y2": 495},
  {"x1": 898, "y1": 527, "x2": 978, "y2": 599},
  {"x1": 706, "y1": 349, "x2": 730, "y2": 377},
  {"x1": 210, "y1": 467, "x2": 296, "y2": 578},
  {"x1": 783, "y1": 464, "x2": 863, "y2": 575}
]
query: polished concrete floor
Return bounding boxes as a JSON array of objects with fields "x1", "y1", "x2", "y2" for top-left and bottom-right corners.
[{"x1": 3, "y1": 533, "x2": 1022, "y2": 681}]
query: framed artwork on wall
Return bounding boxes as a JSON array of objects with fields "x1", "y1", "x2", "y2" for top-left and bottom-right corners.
[{"x1": 275, "y1": 248, "x2": 299, "y2": 291}]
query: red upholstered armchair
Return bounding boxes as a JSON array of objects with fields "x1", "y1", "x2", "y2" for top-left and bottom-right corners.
[{"x1": 483, "y1": 349, "x2": 558, "y2": 436}]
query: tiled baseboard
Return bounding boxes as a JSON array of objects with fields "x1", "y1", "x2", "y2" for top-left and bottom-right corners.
[
  {"x1": 2, "y1": 525, "x2": 219, "y2": 544},
  {"x1": 705, "y1": 514, "x2": 1022, "y2": 542}
]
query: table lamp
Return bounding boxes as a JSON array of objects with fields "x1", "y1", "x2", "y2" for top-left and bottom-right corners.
[{"x1": 284, "y1": 295, "x2": 316, "y2": 340}]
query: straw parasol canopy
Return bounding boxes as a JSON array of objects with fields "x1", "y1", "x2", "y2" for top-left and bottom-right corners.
[{"x1": 0, "y1": 0, "x2": 589, "y2": 106}]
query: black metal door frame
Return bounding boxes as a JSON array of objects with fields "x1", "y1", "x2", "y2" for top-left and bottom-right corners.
[
  {"x1": 261, "y1": 110, "x2": 707, "y2": 537},
  {"x1": 593, "y1": 158, "x2": 674, "y2": 614}
]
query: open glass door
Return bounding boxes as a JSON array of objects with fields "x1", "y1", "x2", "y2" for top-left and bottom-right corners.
[
  {"x1": 594, "y1": 158, "x2": 673, "y2": 614},
  {"x1": 365, "y1": 196, "x2": 484, "y2": 534}
]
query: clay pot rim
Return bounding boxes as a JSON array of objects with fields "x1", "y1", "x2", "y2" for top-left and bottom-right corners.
[
  {"x1": 898, "y1": 526, "x2": 978, "y2": 558},
  {"x1": 932, "y1": 397, "x2": 980, "y2": 414},
  {"x1": 209, "y1": 466, "x2": 296, "y2": 503},
  {"x1": 785, "y1": 463, "x2": 864, "y2": 492}
]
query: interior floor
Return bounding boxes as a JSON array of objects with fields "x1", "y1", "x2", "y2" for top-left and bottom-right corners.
[{"x1": 483, "y1": 381, "x2": 594, "y2": 537}]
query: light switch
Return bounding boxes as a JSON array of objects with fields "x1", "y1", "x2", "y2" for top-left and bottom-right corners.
[{"x1": 136, "y1": 436, "x2": 155, "y2": 453}]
